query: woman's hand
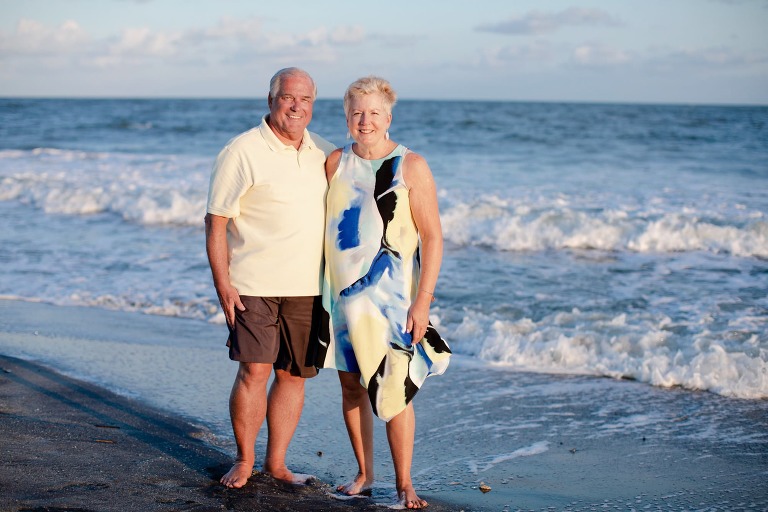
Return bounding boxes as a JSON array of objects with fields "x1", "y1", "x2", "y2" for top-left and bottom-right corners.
[{"x1": 406, "y1": 293, "x2": 433, "y2": 344}]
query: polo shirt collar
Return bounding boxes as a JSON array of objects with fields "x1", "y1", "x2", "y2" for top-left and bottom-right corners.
[{"x1": 259, "y1": 115, "x2": 314, "y2": 152}]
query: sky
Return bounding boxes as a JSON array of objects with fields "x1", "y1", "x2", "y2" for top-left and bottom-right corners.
[{"x1": 1, "y1": 0, "x2": 767, "y2": 104}]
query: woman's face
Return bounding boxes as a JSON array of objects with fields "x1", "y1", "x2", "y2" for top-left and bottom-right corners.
[{"x1": 347, "y1": 92, "x2": 392, "y2": 147}]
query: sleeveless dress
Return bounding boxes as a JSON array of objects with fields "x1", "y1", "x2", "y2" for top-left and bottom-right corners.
[{"x1": 317, "y1": 143, "x2": 451, "y2": 421}]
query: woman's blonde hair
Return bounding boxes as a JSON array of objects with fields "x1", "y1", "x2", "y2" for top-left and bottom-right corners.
[{"x1": 343, "y1": 76, "x2": 397, "y2": 117}]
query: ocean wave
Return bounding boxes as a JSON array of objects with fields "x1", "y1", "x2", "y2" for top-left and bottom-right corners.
[
  {"x1": 441, "y1": 196, "x2": 768, "y2": 258},
  {"x1": 2, "y1": 149, "x2": 767, "y2": 259},
  {"x1": 1, "y1": 293, "x2": 220, "y2": 323},
  {"x1": 447, "y1": 308, "x2": 768, "y2": 400},
  {"x1": 7, "y1": 287, "x2": 765, "y2": 401},
  {"x1": 0, "y1": 148, "x2": 209, "y2": 227}
]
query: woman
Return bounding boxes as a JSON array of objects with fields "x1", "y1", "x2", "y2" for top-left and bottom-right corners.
[{"x1": 316, "y1": 76, "x2": 451, "y2": 509}]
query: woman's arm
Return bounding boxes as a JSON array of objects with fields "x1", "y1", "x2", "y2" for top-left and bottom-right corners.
[
  {"x1": 403, "y1": 151, "x2": 443, "y2": 343},
  {"x1": 325, "y1": 148, "x2": 343, "y2": 182}
]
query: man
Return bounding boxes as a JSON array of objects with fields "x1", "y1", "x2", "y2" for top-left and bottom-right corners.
[{"x1": 205, "y1": 67, "x2": 335, "y2": 489}]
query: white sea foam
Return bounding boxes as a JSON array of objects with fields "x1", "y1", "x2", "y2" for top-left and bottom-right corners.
[
  {"x1": 441, "y1": 195, "x2": 768, "y2": 258},
  {"x1": 467, "y1": 441, "x2": 550, "y2": 473},
  {"x1": 3, "y1": 149, "x2": 767, "y2": 258},
  {"x1": 0, "y1": 148, "x2": 210, "y2": 226},
  {"x1": 449, "y1": 309, "x2": 768, "y2": 399},
  {"x1": 1, "y1": 146, "x2": 766, "y2": 403}
]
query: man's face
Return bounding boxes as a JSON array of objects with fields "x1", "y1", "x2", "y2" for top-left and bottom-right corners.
[{"x1": 267, "y1": 75, "x2": 315, "y2": 144}]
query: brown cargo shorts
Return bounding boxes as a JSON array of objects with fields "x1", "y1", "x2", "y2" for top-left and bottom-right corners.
[{"x1": 226, "y1": 295, "x2": 321, "y2": 378}]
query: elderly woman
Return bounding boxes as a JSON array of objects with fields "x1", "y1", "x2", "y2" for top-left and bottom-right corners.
[{"x1": 316, "y1": 76, "x2": 451, "y2": 509}]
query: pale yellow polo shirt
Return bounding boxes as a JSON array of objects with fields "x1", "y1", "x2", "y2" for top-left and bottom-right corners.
[{"x1": 207, "y1": 115, "x2": 335, "y2": 297}]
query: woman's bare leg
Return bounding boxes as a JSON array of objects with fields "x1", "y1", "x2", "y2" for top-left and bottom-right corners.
[
  {"x1": 337, "y1": 371, "x2": 374, "y2": 495},
  {"x1": 386, "y1": 402, "x2": 428, "y2": 509}
]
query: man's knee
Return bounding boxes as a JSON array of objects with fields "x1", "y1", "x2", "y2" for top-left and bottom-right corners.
[
  {"x1": 236, "y1": 362, "x2": 272, "y2": 386},
  {"x1": 273, "y1": 369, "x2": 306, "y2": 388}
]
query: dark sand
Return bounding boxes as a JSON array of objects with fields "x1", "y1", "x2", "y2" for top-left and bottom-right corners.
[
  {"x1": 0, "y1": 354, "x2": 463, "y2": 512},
  {"x1": 1, "y1": 300, "x2": 767, "y2": 511}
]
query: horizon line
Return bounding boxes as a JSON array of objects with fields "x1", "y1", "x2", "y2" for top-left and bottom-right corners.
[{"x1": 1, "y1": 95, "x2": 766, "y2": 108}]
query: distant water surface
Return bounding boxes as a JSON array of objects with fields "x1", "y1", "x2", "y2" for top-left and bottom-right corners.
[{"x1": 0, "y1": 98, "x2": 766, "y2": 399}]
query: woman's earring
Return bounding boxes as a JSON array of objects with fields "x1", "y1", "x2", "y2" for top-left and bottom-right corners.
[
  {"x1": 385, "y1": 130, "x2": 390, "y2": 140},
  {"x1": 346, "y1": 131, "x2": 351, "y2": 140}
]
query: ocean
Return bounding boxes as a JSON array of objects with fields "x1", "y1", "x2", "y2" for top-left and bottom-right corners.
[
  {"x1": 1, "y1": 98, "x2": 767, "y2": 509},
  {"x1": 1, "y1": 98, "x2": 766, "y2": 399}
]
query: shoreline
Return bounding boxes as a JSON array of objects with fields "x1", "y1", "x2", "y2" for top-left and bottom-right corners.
[
  {"x1": 0, "y1": 354, "x2": 462, "y2": 511},
  {"x1": 1, "y1": 299, "x2": 767, "y2": 511}
]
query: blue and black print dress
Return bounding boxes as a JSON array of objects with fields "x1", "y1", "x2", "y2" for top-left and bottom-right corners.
[{"x1": 317, "y1": 143, "x2": 451, "y2": 421}]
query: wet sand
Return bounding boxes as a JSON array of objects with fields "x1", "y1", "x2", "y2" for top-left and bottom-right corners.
[
  {"x1": 0, "y1": 354, "x2": 461, "y2": 511},
  {"x1": 1, "y1": 299, "x2": 767, "y2": 511}
]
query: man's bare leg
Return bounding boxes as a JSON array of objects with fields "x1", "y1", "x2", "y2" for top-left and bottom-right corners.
[
  {"x1": 387, "y1": 402, "x2": 428, "y2": 509},
  {"x1": 262, "y1": 369, "x2": 307, "y2": 483},
  {"x1": 336, "y1": 371, "x2": 374, "y2": 495},
  {"x1": 220, "y1": 362, "x2": 272, "y2": 488}
]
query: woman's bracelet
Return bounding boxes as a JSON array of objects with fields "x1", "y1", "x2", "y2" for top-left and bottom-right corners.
[{"x1": 419, "y1": 289, "x2": 436, "y2": 302}]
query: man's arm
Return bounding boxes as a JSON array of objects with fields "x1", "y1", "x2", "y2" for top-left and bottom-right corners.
[{"x1": 204, "y1": 213, "x2": 245, "y2": 328}]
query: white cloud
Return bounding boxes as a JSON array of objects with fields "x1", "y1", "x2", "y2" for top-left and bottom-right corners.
[
  {"x1": 566, "y1": 42, "x2": 768, "y2": 75},
  {"x1": 484, "y1": 40, "x2": 556, "y2": 67},
  {"x1": 572, "y1": 43, "x2": 632, "y2": 67},
  {"x1": 367, "y1": 32, "x2": 423, "y2": 49},
  {"x1": 329, "y1": 26, "x2": 365, "y2": 45},
  {"x1": 648, "y1": 46, "x2": 768, "y2": 70},
  {"x1": 476, "y1": 7, "x2": 622, "y2": 36},
  {"x1": 201, "y1": 16, "x2": 263, "y2": 42},
  {"x1": 1, "y1": 16, "x2": 366, "y2": 70},
  {"x1": 1, "y1": 2, "x2": 765, "y2": 103},
  {"x1": 0, "y1": 18, "x2": 89, "y2": 56},
  {"x1": 109, "y1": 27, "x2": 183, "y2": 57}
]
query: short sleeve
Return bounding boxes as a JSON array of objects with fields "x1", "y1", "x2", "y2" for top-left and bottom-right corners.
[{"x1": 206, "y1": 145, "x2": 252, "y2": 218}]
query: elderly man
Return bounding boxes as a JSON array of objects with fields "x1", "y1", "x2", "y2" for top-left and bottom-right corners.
[{"x1": 205, "y1": 67, "x2": 335, "y2": 488}]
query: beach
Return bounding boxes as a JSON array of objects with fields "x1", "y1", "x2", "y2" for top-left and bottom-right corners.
[
  {"x1": 0, "y1": 351, "x2": 465, "y2": 512},
  {"x1": 1, "y1": 98, "x2": 767, "y2": 510},
  {"x1": 1, "y1": 299, "x2": 766, "y2": 511}
]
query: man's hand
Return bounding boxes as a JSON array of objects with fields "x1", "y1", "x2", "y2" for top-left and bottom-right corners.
[
  {"x1": 205, "y1": 213, "x2": 244, "y2": 328},
  {"x1": 216, "y1": 283, "x2": 245, "y2": 329}
]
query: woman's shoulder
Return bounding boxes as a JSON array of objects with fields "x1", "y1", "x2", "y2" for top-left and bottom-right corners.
[
  {"x1": 400, "y1": 148, "x2": 434, "y2": 188},
  {"x1": 325, "y1": 147, "x2": 346, "y2": 180},
  {"x1": 402, "y1": 149, "x2": 430, "y2": 174},
  {"x1": 403, "y1": 149, "x2": 426, "y2": 166}
]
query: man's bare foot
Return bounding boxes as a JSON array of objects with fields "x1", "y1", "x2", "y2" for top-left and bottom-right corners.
[
  {"x1": 398, "y1": 485, "x2": 428, "y2": 509},
  {"x1": 336, "y1": 472, "x2": 373, "y2": 496},
  {"x1": 264, "y1": 464, "x2": 312, "y2": 485},
  {"x1": 220, "y1": 460, "x2": 254, "y2": 489},
  {"x1": 287, "y1": 472, "x2": 314, "y2": 485}
]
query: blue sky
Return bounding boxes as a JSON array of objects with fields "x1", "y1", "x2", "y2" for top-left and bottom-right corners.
[{"x1": 1, "y1": 0, "x2": 767, "y2": 104}]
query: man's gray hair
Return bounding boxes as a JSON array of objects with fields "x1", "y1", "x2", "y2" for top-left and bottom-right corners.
[{"x1": 269, "y1": 67, "x2": 317, "y2": 99}]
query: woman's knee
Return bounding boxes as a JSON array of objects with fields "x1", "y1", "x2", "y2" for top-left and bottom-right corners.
[{"x1": 338, "y1": 372, "x2": 366, "y2": 399}]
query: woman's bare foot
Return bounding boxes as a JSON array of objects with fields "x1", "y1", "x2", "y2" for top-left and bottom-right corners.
[
  {"x1": 336, "y1": 472, "x2": 373, "y2": 496},
  {"x1": 398, "y1": 485, "x2": 428, "y2": 509},
  {"x1": 220, "y1": 460, "x2": 254, "y2": 488}
]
